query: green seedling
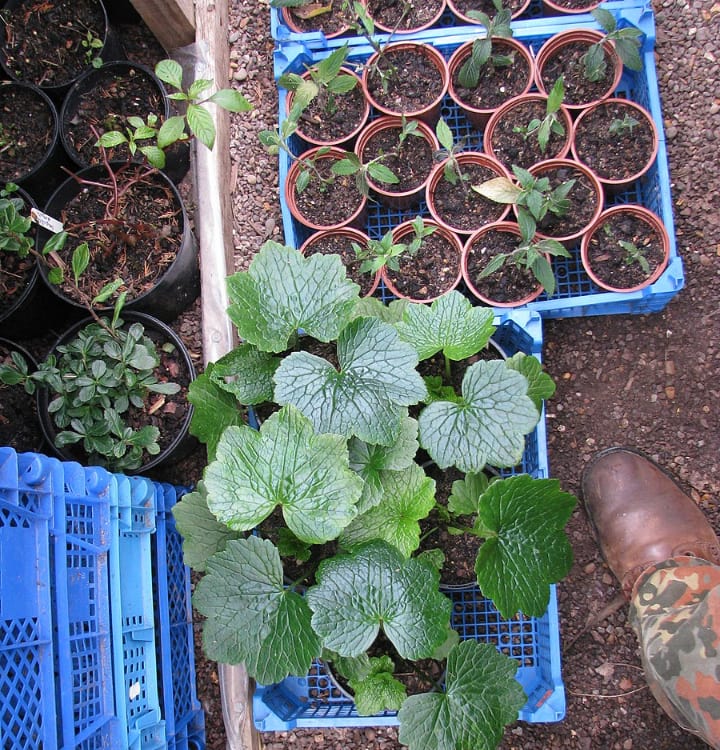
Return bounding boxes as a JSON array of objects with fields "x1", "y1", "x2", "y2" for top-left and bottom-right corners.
[
  {"x1": 353, "y1": 216, "x2": 435, "y2": 274},
  {"x1": 331, "y1": 151, "x2": 398, "y2": 197},
  {"x1": 81, "y1": 30, "x2": 103, "y2": 68},
  {"x1": 608, "y1": 113, "x2": 640, "y2": 137},
  {"x1": 513, "y1": 77, "x2": 566, "y2": 153},
  {"x1": 434, "y1": 117, "x2": 469, "y2": 187},
  {"x1": 457, "y1": 0, "x2": 514, "y2": 88},
  {"x1": 583, "y1": 8, "x2": 643, "y2": 82}
]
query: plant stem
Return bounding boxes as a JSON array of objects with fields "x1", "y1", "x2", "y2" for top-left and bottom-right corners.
[{"x1": 444, "y1": 354, "x2": 452, "y2": 384}]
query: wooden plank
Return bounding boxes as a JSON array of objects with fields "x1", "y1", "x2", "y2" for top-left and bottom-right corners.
[{"x1": 129, "y1": 0, "x2": 195, "y2": 51}]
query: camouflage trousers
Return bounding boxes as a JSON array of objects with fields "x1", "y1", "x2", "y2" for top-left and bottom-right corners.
[{"x1": 629, "y1": 556, "x2": 720, "y2": 749}]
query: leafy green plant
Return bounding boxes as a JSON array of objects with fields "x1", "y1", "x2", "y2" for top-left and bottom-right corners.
[
  {"x1": 513, "y1": 77, "x2": 566, "y2": 154},
  {"x1": 434, "y1": 117, "x2": 469, "y2": 187},
  {"x1": 352, "y1": 216, "x2": 435, "y2": 275},
  {"x1": 601, "y1": 221, "x2": 651, "y2": 273},
  {"x1": 174, "y1": 243, "x2": 576, "y2": 750},
  {"x1": 608, "y1": 112, "x2": 640, "y2": 137},
  {"x1": 457, "y1": 0, "x2": 514, "y2": 88},
  {"x1": 81, "y1": 30, "x2": 104, "y2": 69},
  {"x1": 331, "y1": 150, "x2": 399, "y2": 197},
  {"x1": 582, "y1": 8, "x2": 643, "y2": 82}
]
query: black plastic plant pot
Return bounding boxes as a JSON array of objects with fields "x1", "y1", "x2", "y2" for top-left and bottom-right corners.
[
  {"x1": 36, "y1": 311, "x2": 197, "y2": 475},
  {"x1": 0, "y1": 0, "x2": 124, "y2": 103},
  {"x1": 37, "y1": 163, "x2": 200, "y2": 323},
  {"x1": 60, "y1": 61, "x2": 190, "y2": 184}
]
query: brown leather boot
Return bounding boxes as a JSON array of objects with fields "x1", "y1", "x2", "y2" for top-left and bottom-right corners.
[{"x1": 582, "y1": 447, "x2": 720, "y2": 598}]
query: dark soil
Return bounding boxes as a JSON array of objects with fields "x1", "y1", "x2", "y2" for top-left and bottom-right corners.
[
  {"x1": 0, "y1": 84, "x2": 55, "y2": 181},
  {"x1": 294, "y1": 73, "x2": 367, "y2": 144},
  {"x1": 366, "y1": 47, "x2": 445, "y2": 115},
  {"x1": 0, "y1": 0, "x2": 106, "y2": 88},
  {"x1": 532, "y1": 164, "x2": 601, "y2": 239},
  {"x1": 451, "y1": 0, "x2": 528, "y2": 18},
  {"x1": 302, "y1": 231, "x2": 378, "y2": 296},
  {"x1": 366, "y1": 0, "x2": 444, "y2": 30},
  {"x1": 584, "y1": 211, "x2": 667, "y2": 290},
  {"x1": 0, "y1": 252, "x2": 34, "y2": 315},
  {"x1": 544, "y1": 0, "x2": 599, "y2": 9},
  {"x1": 488, "y1": 98, "x2": 571, "y2": 170},
  {"x1": 451, "y1": 40, "x2": 532, "y2": 111},
  {"x1": 383, "y1": 229, "x2": 460, "y2": 300},
  {"x1": 539, "y1": 40, "x2": 617, "y2": 108},
  {"x1": 573, "y1": 101, "x2": 656, "y2": 182},
  {"x1": 283, "y1": 0, "x2": 354, "y2": 36},
  {"x1": 0, "y1": 340, "x2": 43, "y2": 452},
  {"x1": 61, "y1": 63, "x2": 166, "y2": 167},
  {"x1": 292, "y1": 155, "x2": 365, "y2": 227},
  {"x1": 429, "y1": 160, "x2": 509, "y2": 233},
  {"x1": 464, "y1": 225, "x2": 542, "y2": 304}
]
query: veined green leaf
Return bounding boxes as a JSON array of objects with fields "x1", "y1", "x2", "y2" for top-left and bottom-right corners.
[
  {"x1": 350, "y1": 656, "x2": 407, "y2": 716},
  {"x1": 504, "y1": 353, "x2": 555, "y2": 412},
  {"x1": 210, "y1": 344, "x2": 280, "y2": 406},
  {"x1": 208, "y1": 88, "x2": 252, "y2": 112},
  {"x1": 187, "y1": 103, "x2": 216, "y2": 149},
  {"x1": 448, "y1": 471, "x2": 493, "y2": 516},
  {"x1": 155, "y1": 59, "x2": 184, "y2": 90}
]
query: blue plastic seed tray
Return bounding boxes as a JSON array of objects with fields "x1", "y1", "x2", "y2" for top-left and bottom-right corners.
[
  {"x1": 273, "y1": 4, "x2": 683, "y2": 318},
  {"x1": 152, "y1": 483, "x2": 206, "y2": 750},
  {"x1": 0, "y1": 449, "x2": 57, "y2": 750}
]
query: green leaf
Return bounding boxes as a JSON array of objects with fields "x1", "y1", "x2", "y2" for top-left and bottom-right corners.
[
  {"x1": 187, "y1": 367, "x2": 244, "y2": 461},
  {"x1": 547, "y1": 76, "x2": 565, "y2": 112},
  {"x1": 48, "y1": 267, "x2": 64, "y2": 285},
  {"x1": 98, "y1": 131, "x2": 127, "y2": 148},
  {"x1": 473, "y1": 475, "x2": 576, "y2": 618},
  {"x1": 274, "y1": 317, "x2": 427, "y2": 446},
  {"x1": 157, "y1": 115, "x2": 187, "y2": 148},
  {"x1": 155, "y1": 59, "x2": 184, "y2": 90},
  {"x1": 226, "y1": 241, "x2": 360, "y2": 352},
  {"x1": 529, "y1": 253, "x2": 557, "y2": 296},
  {"x1": 204, "y1": 405, "x2": 362, "y2": 544},
  {"x1": 350, "y1": 656, "x2": 407, "y2": 716},
  {"x1": 367, "y1": 162, "x2": 399, "y2": 185},
  {"x1": 398, "y1": 640, "x2": 526, "y2": 750},
  {"x1": 316, "y1": 45, "x2": 348, "y2": 81},
  {"x1": 71, "y1": 243, "x2": 90, "y2": 283},
  {"x1": 435, "y1": 118, "x2": 454, "y2": 152},
  {"x1": 276, "y1": 527, "x2": 312, "y2": 562},
  {"x1": 339, "y1": 464, "x2": 436, "y2": 556},
  {"x1": 352, "y1": 297, "x2": 408, "y2": 324},
  {"x1": 208, "y1": 88, "x2": 253, "y2": 112},
  {"x1": 193, "y1": 536, "x2": 321, "y2": 683},
  {"x1": 331, "y1": 155, "x2": 361, "y2": 175},
  {"x1": 210, "y1": 344, "x2": 280, "y2": 406},
  {"x1": 504, "y1": 353, "x2": 555, "y2": 411},
  {"x1": 306, "y1": 541, "x2": 452, "y2": 659},
  {"x1": 327, "y1": 73, "x2": 357, "y2": 94},
  {"x1": 395, "y1": 291, "x2": 496, "y2": 362},
  {"x1": 92, "y1": 278, "x2": 124, "y2": 305},
  {"x1": 186, "y1": 103, "x2": 216, "y2": 149},
  {"x1": 139, "y1": 145, "x2": 166, "y2": 169},
  {"x1": 418, "y1": 360, "x2": 538, "y2": 473},
  {"x1": 614, "y1": 36, "x2": 643, "y2": 71},
  {"x1": 348, "y1": 416, "x2": 419, "y2": 513},
  {"x1": 287, "y1": 78, "x2": 318, "y2": 111},
  {"x1": 172, "y1": 482, "x2": 241, "y2": 572},
  {"x1": 448, "y1": 471, "x2": 492, "y2": 516}
]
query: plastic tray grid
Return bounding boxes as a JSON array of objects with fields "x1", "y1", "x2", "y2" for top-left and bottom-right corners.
[
  {"x1": 152, "y1": 482, "x2": 206, "y2": 750},
  {"x1": 274, "y1": 4, "x2": 683, "y2": 318},
  {"x1": 0, "y1": 449, "x2": 57, "y2": 750}
]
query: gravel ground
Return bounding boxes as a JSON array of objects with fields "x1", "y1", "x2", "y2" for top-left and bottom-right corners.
[{"x1": 187, "y1": 1, "x2": 720, "y2": 748}]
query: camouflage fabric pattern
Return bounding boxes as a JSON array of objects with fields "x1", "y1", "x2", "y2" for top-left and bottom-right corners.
[{"x1": 629, "y1": 556, "x2": 720, "y2": 749}]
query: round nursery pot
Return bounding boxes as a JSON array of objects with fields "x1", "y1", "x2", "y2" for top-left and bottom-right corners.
[
  {"x1": 0, "y1": 0, "x2": 123, "y2": 102},
  {"x1": 280, "y1": 2, "x2": 353, "y2": 38},
  {"x1": 571, "y1": 98, "x2": 659, "y2": 194},
  {"x1": 426, "y1": 152, "x2": 512, "y2": 235},
  {"x1": 286, "y1": 67, "x2": 369, "y2": 148},
  {"x1": 462, "y1": 221, "x2": 546, "y2": 307},
  {"x1": 37, "y1": 163, "x2": 199, "y2": 323},
  {"x1": 355, "y1": 116, "x2": 439, "y2": 209},
  {"x1": 447, "y1": 37, "x2": 535, "y2": 130},
  {"x1": 483, "y1": 93, "x2": 573, "y2": 171},
  {"x1": 362, "y1": 42, "x2": 450, "y2": 124},
  {"x1": 541, "y1": 0, "x2": 602, "y2": 14},
  {"x1": 523, "y1": 158, "x2": 605, "y2": 247},
  {"x1": 0, "y1": 81, "x2": 67, "y2": 203},
  {"x1": 447, "y1": 0, "x2": 531, "y2": 22},
  {"x1": 285, "y1": 146, "x2": 368, "y2": 231},
  {"x1": 300, "y1": 227, "x2": 381, "y2": 297},
  {"x1": 580, "y1": 204, "x2": 670, "y2": 293},
  {"x1": 534, "y1": 29, "x2": 623, "y2": 111},
  {"x1": 382, "y1": 220, "x2": 463, "y2": 303},
  {"x1": 365, "y1": 0, "x2": 446, "y2": 33},
  {"x1": 0, "y1": 338, "x2": 43, "y2": 453},
  {"x1": 36, "y1": 311, "x2": 197, "y2": 475},
  {"x1": 60, "y1": 61, "x2": 190, "y2": 183}
]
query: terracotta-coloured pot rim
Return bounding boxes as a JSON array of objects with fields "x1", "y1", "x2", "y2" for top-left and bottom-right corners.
[
  {"x1": 461, "y1": 221, "x2": 545, "y2": 307},
  {"x1": 285, "y1": 67, "x2": 369, "y2": 148},
  {"x1": 281, "y1": 6, "x2": 351, "y2": 38},
  {"x1": 483, "y1": 92, "x2": 574, "y2": 165},
  {"x1": 540, "y1": 0, "x2": 603, "y2": 14},
  {"x1": 361, "y1": 42, "x2": 450, "y2": 121},
  {"x1": 446, "y1": 0, "x2": 532, "y2": 21},
  {"x1": 580, "y1": 204, "x2": 671, "y2": 293},
  {"x1": 354, "y1": 116, "x2": 440, "y2": 200},
  {"x1": 570, "y1": 98, "x2": 660, "y2": 189},
  {"x1": 534, "y1": 29, "x2": 623, "y2": 110},
  {"x1": 426, "y1": 152, "x2": 512, "y2": 234},
  {"x1": 368, "y1": 0, "x2": 447, "y2": 33},
  {"x1": 285, "y1": 146, "x2": 368, "y2": 231},
  {"x1": 381, "y1": 219, "x2": 463, "y2": 303}
]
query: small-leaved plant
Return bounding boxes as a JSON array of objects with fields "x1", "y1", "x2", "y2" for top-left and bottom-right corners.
[
  {"x1": 582, "y1": 8, "x2": 643, "y2": 82},
  {"x1": 81, "y1": 30, "x2": 104, "y2": 69},
  {"x1": 608, "y1": 112, "x2": 640, "y2": 137},
  {"x1": 434, "y1": 117, "x2": 469, "y2": 187},
  {"x1": 352, "y1": 216, "x2": 435, "y2": 275},
  {"x1": 601, "y1": 221, "x2": 651, "y2": 273},
  {"x1": 457, "y1": 0, "x2": 514, "y2": 88},
  {"x1": 173, "y1": 242, "x2": 576, "y2": 750},
  {"x1": 331, "y1": 149, "x2": 399, "y2": 197},
  {"x1": 513, "y1": 77, "x2": 566, "y2": 154}
]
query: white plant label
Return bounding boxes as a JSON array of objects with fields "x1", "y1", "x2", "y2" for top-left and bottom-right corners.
[{"x1": 30, "y1": 208, "x2": 64, "y2": 234}]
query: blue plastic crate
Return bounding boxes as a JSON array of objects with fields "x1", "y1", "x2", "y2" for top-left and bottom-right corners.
[
  {"x1": 0, "y1": 448, "x2": 57, "y2": 750},
  {"x1": 152, "y1": 483, "x2": 206, "y2": 750},
  {"x1": 273, "y1": 4, "x2": 682, "y2": 318},
  {"x1": 52, "y1": 460, "x2": 125, "y2": 749},
  {"x1": 114, "y1": 475, "x2": 166, "y2": 750}
]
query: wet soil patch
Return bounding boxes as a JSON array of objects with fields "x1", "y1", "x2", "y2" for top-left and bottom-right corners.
[
  {"x1": 293, "y1": 157, "x2": 365, "y2": 227},
  {"x1": 539, "y1": 41, "x2": 616, "y2": 108},
  {"x1": 295, "y1": 76, "x2": 366, "y2": 144},
  {"x1": 366, "y1": 0, "x2": 444, "y2": 30}
]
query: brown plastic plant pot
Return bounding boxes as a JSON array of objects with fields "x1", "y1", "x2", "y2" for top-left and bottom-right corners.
[
  {"x1": 446, "y1": 0, "x2": 531, "y2": 22},
  {"x1": 425, "y1": 151, "x2": 512, "y2": 235},
  {"x1": 354, "y1": 116, "x2": 440, "y2": 210},
  {"x1": 366, "y1": 0, "x2": 447, "y2": 33},
  {"x1": 361, "y1": 42, "x2": 450, "y2": 125},
  {"x1": 299, "y1": 227, "x2": 381, "y2": 298},
  {"x1": 540, "y1": 0, "x2": 603, "y2": 15},
  {"x1": 534, "y1": 29, "x2": 623, "y2": 111},
  {"x1": 521, "y1": 158, "x2": 605, "y2": 248},
  {"x1": 285, "y1": 67, "x2": 369, "y2": 148},
  {"x1": 461, "y1": 221, "x2": 547, "y2": 307},
  {"x1": 570, "y1": 98, "x2": 659, "y2": 194},
  {"x1": 381, "y1": 219, "x2": 463, "y2": 303},
  {"x1": 285, "y1": 146, "x2": 368, "y2": 231},
  {"x1": 447, "y1": 37, "x2": 535, "y2": 130},
  {"x1": 483, "y1": 92, "x2": 573, "y2": 171},
  {"x1": 280, "y1": 4, "x2": 352, "y2": 39},
  {"x1": 580, "y1": 204, "x2": 670, "y2": 293}
]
